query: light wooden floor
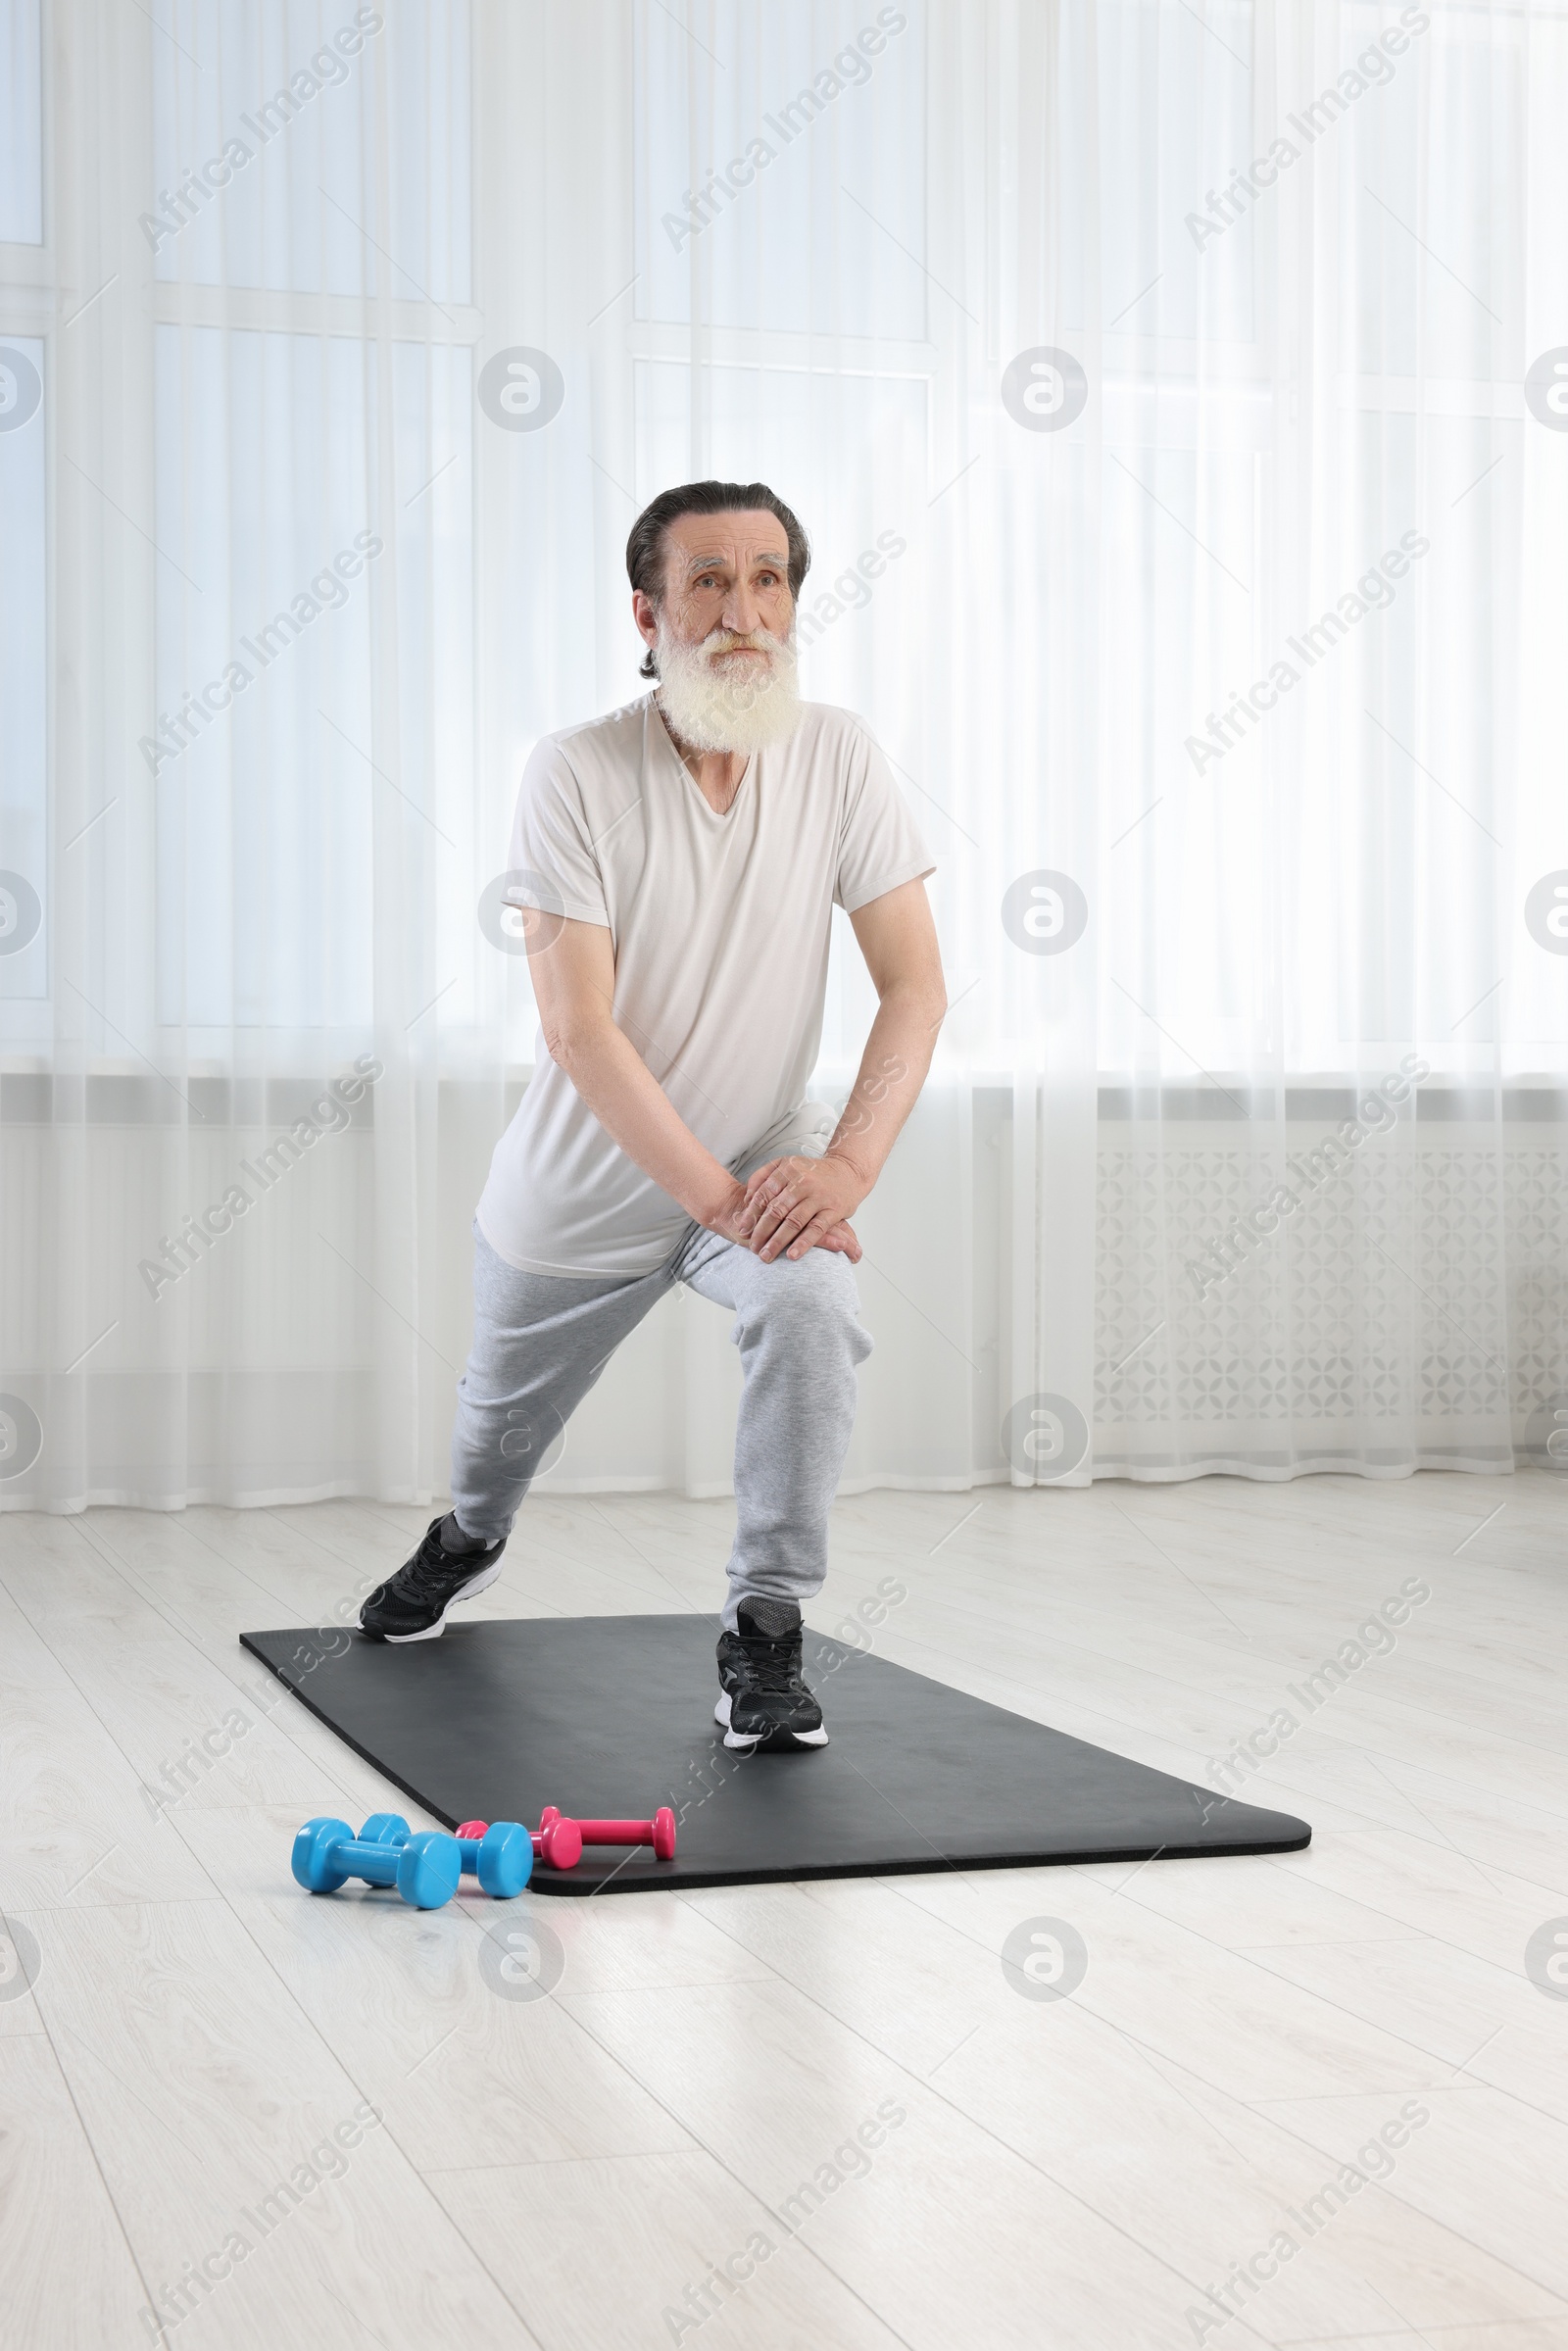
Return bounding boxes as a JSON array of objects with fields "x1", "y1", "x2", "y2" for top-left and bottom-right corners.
[{"x1": 3, "y1": 1469, "x2": 1566, "y2": 2351}]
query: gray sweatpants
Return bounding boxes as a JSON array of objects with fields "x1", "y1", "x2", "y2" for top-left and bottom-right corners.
[{"x1": 449, "y1": 1219, "x2": 873, "y2": 1629}]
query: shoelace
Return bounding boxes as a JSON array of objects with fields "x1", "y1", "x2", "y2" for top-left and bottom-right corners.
[
  {"x1": 738, "y1": 1632, "x2": 805, "y2": 1695},
  {"x1": 400, "y1": 1532, "x2": 485, "y2": 1600}
]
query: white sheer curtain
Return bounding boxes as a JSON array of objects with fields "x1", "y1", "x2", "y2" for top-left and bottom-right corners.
[{"x1": 1, "y1": 0, "x2": 1564, "y2": 1514}]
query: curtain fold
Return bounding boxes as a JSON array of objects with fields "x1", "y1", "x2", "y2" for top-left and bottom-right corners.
[{"x1": 1, "y1": 0, "x2": 1563, "y2": 1512}]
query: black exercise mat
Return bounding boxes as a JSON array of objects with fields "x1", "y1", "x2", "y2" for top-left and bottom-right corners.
[{"x1": 241, "y1": 1616, "x2": 1309, "y2": 1893}]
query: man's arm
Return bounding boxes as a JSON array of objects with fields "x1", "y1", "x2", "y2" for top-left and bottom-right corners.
[
  {"x1": 742, "y1": 878, "x2": 947, "y2": 1262},
  {"x1": 526, "y1": 916, "x2": 861, "y2": 1257}
]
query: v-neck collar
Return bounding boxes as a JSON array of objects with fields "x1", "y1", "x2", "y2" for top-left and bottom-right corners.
[{"x1": 650, "y1": 695, "x2": 754, "y2": 819}]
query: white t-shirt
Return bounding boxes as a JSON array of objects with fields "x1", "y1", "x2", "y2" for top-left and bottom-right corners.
[{"x1": 475, "y1": 692, "x2": 934, "y2": 1277}]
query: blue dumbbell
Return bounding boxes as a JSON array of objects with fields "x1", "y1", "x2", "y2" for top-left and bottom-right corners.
[
  {"x1": 453, "y1": 1820, "x2": 533, "y2": 1897},
  {"x1": 360, "y1": 1813, "x2": 412, "y2": 1847},
  {"x1": 291, "y1": 1814, "x2": 461, "y2": 1910}
]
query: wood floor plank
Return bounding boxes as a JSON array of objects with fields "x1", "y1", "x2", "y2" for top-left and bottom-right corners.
[
  {"x1": 1256, "y1": 2083, "x2": 1568, "y2": 2306},
  {"x1": 1289, "y1": 2332, "x2": 1568, "y2": 2351},
  {"x1": 559, "y1": 1974, "x2": 1278, "y2": 2350},
  {"x1": 1270, "y1": 1831, "x2": 1568, "y2": 1973},
  {"x1": 21, "y1": 1896, "x2": 540, "y2": 2349},
  {"x1": 1, "y1": 1527, "x2": 332, "y2": 1813},
  {"x1": 0, "y1": 1577, "x2": 221, "y2": 1913},
  {"x1": 1239, "y1": 1934, "x2": 1568, "y2": 2125},
  {"x1": 425, "y1": 2150, "x2": 914, "y2": 2351},
  {"x1": 0, "y1": 2035, "x2": 150, "y2": 2347},
  {"x1": 914, "y1": 1999, "x2": 1565, "y2": 2341},
  {"x1": 684, "y1": 1871, "x2": 1446, "y2": 2107}
]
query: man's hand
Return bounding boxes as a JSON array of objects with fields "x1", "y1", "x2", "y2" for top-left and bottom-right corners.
[
  {"x1": 704, "y1": 1174, "x2": 861, "y2": 1262},
  {"x1": 525, "y1": 880, "x2": 942, "y2": 1274},
  {"x1": 739, "y1": 1151, "x2": 868, "y2": 1262}
]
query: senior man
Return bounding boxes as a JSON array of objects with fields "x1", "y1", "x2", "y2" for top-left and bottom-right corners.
[{"x1": 361, "y1": 479, "x2": 945, "y2": 1750}]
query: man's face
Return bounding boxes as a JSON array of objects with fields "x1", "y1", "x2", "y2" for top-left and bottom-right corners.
[
  {"x1": 635, "y1": 507, "x2": 804, "y2": 756},
  {"x1": 634, "y1": 509, "x2": 795, "y2": 672}
]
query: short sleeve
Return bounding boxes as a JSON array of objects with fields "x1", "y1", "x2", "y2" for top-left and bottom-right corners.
[
  {"x1": 504, "y1": 737, "x2": 611, "y2": 928},
  {"x1": 834, "y1": 724, "x2": 936, "y2": 914}
]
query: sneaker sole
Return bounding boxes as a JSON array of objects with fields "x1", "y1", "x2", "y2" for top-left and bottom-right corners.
[
  {"x1": 372, "y1": 1559, "x2": 504, "y2": 1644},
  {"x1": 714, "y1": 1690, "x2": 829, "y2": 1751}
]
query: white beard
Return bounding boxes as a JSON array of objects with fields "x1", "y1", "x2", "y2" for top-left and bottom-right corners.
[{"x1": 653, "y1": 619, "x2": 803, "y2": 756}]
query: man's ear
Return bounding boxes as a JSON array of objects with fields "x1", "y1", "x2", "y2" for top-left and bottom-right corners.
[{"x1": 631, "y1": 591, "x2": 660, "y2": 677}]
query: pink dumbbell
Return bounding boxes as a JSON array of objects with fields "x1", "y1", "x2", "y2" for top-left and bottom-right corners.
[
  {"x1": 541, "y1": 1804, "x2": 677, "y2": 1862},
  {"x1": 458, "y1": 1808, "x2": 676, "y2": 1869}
]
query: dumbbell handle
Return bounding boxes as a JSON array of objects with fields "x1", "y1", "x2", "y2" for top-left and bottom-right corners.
[{"x1": 333, "y1": 1836, "x2": 403, "y2": 1886}]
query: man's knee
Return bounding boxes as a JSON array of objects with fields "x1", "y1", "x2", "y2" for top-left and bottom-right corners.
[{"x1": 736, "y1": 1251, "x2": 872, "y2": 1367}]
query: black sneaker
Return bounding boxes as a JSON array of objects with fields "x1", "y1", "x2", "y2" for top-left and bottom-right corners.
[
  {"x1": 358, "y1": 1514, "x2": 507, "y2": 1643},
  {"x1": 715, "y1": 1598, "x2": 829, "y2": 1751}
]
